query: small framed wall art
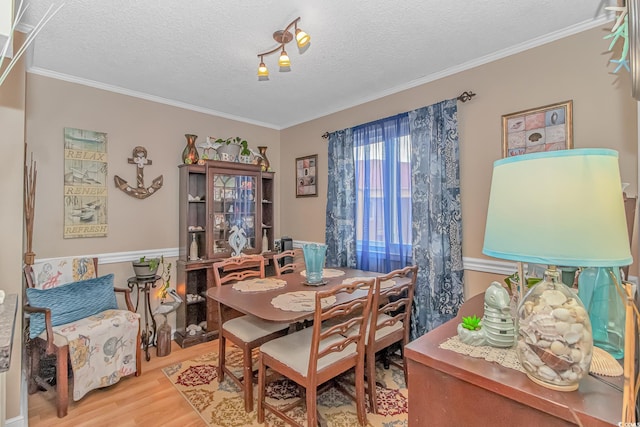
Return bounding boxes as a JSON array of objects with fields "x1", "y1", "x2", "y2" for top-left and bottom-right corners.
[
  {"x1": 502, "y1": 100, "x2": 573, "y2": 158},
  {"x1": 295, "y1": 154, "x2": 317, "y2": 197}
]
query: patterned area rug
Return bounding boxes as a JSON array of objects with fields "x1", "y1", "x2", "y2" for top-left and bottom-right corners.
[{"x1": 162, "y1": 347, "x2": 408, "y2": 426}]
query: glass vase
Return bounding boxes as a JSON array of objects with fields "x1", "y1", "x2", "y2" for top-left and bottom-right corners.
[
  {"x1": 516, "y1": 267, "x2": 593, "y2": 391},
  {"x1": 182, "y1": 134, "x2": 199, "y2": 164},
  {"x1": 302, "y1": 243, "x2": 327, "y2": 284},
  {"x1": 581, "y1": 267, "x2": 625, "y2": 359}
]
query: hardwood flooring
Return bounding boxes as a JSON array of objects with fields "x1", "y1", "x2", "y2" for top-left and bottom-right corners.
[{"x1": 28, "y1": 340, "x2": 214, "y2": 427}]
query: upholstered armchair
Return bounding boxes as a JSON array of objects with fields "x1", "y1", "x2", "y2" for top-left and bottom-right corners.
[{"x1": 24, "y1": 257, "x2": 141, "y2": 417}]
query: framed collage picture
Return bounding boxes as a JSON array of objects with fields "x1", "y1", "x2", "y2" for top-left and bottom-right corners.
[
  {"x1": 502, "y1": 100, "x2": 573, "y2": 158},
  {"x1": 296, "y1": 154, "x2": 317, "y2": 197}
]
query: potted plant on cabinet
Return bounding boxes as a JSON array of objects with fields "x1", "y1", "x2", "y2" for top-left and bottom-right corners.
[
  {"x1": 211, "y1": 136, "x2": 250, "y2": 162},
  {"x1": 456, "y1": 315, "x2": 486, "y2": 346}
]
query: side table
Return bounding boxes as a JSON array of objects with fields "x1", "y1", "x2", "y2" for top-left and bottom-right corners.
[
  {"x1": 405, "y1": 293, "x2": 621, "y2": 426},
  {"x1": 127, "y1": 275, "x2": 160, "y2": 361}
]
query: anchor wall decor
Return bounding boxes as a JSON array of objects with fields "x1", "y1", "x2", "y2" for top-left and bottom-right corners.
[{"x1": 114, "y1": 146, "x2": 163, "y2": 199}]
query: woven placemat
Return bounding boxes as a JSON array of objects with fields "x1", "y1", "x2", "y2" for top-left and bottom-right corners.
[
  {"x1": 271, "y1": 291, "x2": 337, "y2": 312},
  {"x1": 439, "y1": 335, "x2": 524, "y2": 372},
  {"x1": 342, "y1": 277, "x2": 396, "y2": 289},
  {"x1": 300, "y1": 269, "x2": 345, "y2": 278},
  {"x1": 440, "y1": 335, "x2": 622, "y2": 377},
  {"x1": 231, "y1": 277, "x2": 286, "y2": 292}
]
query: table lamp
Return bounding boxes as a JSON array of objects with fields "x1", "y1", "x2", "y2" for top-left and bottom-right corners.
[{"x1": 482, "y1": 148, "x2": 632, "y2": 391}]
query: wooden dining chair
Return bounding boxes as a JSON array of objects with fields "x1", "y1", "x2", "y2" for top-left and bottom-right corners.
[
  {"x1": 272, "y1": 248, "x2": 304, "y2": 277},
  {"x1": 213, "y1": 254, "x2": 289, "y2": 412},
  {"x1": 257, "y1": 277, "x2": 376, "y2": 427},
  {"x1": 362, "y1": 265, "x2": 418, "y2": 413}
]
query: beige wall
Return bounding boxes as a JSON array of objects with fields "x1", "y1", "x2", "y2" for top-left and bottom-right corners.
[
  {"x1": 26, "y1": 75, "x2": 281, "y2": 257},
  {"x1": 280, "y1": 25, "x2": 639, "y2": 289},
  {"x1": 0, "y1": 33, "x2": 26, "y2": 421}
]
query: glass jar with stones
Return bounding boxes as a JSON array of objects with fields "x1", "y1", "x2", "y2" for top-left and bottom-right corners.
[{"x1": 516, "y1": 267, "x2": 593, "y2": 392}]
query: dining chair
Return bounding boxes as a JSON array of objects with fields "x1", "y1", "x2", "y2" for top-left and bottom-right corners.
[
  {"x1": 212, "y1": 254, "x2": 289, "y2": 412},
  {"x1": 257, "y1": 277, "x2": 376, "y2": 427},
  {"x1": 272, "y1": 248, "x2": 304, "y2": 277},
  {"x1": 362, "y1": 265, "x2": 418, "y2": 413}
]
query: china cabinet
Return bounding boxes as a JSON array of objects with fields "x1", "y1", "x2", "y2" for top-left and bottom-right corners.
[{"x1": 175, "y1": 160, "x2": 275, "y2": 347}]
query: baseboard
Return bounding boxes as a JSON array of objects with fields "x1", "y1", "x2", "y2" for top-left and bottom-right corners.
[{"x1": 5, "y1": 414, "x2": 25, "y2": 427}]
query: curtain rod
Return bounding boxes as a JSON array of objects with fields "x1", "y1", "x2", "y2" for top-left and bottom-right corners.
[{"x1": 321, "y1": 90, "x2": 476, "y2": 139}]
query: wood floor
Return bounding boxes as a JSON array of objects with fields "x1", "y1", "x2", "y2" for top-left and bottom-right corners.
[{"x1": 28, "y1": 340, "x2": 214, "y2": 427}]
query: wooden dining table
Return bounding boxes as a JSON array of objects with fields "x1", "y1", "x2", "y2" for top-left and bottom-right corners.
[{"x1": 206, "y1": 267, "x2": 404, "y2": 324}]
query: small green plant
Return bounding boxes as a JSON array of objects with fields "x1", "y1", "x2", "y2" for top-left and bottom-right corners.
[
  {"x1": 504, "y1": 272, "x2": 542, "y2": 294},
  {"x1": 215, "y1": 136, "x2": 250, "y2": 156},
  {"x1": 461, "y1": 315, "x2": 482, "y2": 331},
  {"x1": 139, "y1": 256, "x2": 159, "y2": 271}
]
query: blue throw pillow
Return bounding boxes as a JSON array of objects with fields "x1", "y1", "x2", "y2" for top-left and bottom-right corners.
[{"x1": 27, "y1": 273, "x2": 118, "y2": 338}]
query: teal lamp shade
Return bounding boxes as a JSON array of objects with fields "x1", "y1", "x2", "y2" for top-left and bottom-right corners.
[
  {"x1": 483, "y1": 149, "x2": 631, "y2": 267},
  {"x1": 482, "y1": 148, "x2": 632, "y2": 390}
]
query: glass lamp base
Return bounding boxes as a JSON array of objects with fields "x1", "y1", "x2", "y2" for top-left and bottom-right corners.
[
  {"x1": 516, "y1": 266, "x2": 593, "y2": 391},
  {"x1": 525, "y1": 372, "x2": 579, "y2": 392}
]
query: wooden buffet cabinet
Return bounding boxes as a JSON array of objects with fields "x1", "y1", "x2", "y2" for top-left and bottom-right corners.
[
  {"x1": 175, "y1": 160, "x2": 275, "y2": 348},
  {"x1": 404, "y1": 293, "x2": 621, "y2": 426}
]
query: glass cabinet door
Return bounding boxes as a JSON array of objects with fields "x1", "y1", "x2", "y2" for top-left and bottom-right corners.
[{"x1": 209, "y1": 170, "x2": 259, "y2": 258}]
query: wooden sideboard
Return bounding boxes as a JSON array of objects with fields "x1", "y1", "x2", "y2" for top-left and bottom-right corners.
[{"x1": 405, "y1": 293, "x2": 622, "y2": 426}]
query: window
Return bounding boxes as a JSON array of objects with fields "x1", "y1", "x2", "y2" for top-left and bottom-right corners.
[{"x1": 353, "y1": 114, "x2": 412, "y2": 272}]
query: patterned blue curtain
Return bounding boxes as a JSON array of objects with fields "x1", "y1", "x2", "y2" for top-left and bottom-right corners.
[
  {"x1": 409, "y1": 99, "x2": 464, "y2": 340},
  {"x1": 325, "y1": 129, "x2": 357, "y2": 268}
]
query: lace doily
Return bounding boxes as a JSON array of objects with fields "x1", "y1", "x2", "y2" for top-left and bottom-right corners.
[
  {"x1": 271, "y1": 291, "x2": 337, "y2": 312},
  {"x1": 342, "y1": 276, "x2": 396, "y2": 289},
  {"x1": 300, "y1": 269, "x2": 345, "y2": 278},
  {"x1": 232, "y1": 277, "x2": 286, "y2": 292},
  {"x1": 439, "y1": 335, "x2": 524, "y2": 373}
]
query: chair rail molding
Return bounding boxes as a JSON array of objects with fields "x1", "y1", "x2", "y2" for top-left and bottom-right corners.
[{"x1": 33, "y1": 246, "x2": 638, "y2": 285}]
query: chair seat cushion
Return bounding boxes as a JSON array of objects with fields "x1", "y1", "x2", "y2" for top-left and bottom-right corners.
[
  {"x1": 37, "y1": 309, "x2": 140, "y2": 347},
  {"x1": 27, "y1": 274, "x2": 118, "y2": 338},
  {"x1": 223, "y1": 315, "x2": 289, "y2": 342},
  {"x1": 260, "y1": 326, "x2": 357, "y2": 376},
  {"x1": 345, "y1": 313, "x2": 404, "y2": 341}
]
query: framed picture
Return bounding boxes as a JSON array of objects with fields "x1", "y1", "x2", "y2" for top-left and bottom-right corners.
[
  {"x1": 502, "y1": 100, "x2": 573, "y2": 158},
  {"x1": 295, "y1": 154, "x2": 317, "y2": 197}
]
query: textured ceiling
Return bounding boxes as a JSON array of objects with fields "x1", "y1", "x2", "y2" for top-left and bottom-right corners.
[{"x1": 21, "y1": 0, "x2": 611, "y2": 129}]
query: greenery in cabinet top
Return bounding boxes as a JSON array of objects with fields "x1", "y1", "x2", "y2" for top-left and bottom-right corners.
[{"x1": 213, "y1": 136, "x2": 251, "y2": 156}]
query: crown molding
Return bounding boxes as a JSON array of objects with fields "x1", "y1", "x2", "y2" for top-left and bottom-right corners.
[
  {"x1": 25, "y1": 67, "x2": 281, "y2": 130},
  {"x1": 279, "y1": 15, "x2": 613, "y2": 129}
]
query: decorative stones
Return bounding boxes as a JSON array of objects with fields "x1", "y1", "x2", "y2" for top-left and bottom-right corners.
[{"x1": 517, "y1": 279, "x2": 593, "y2": 391}]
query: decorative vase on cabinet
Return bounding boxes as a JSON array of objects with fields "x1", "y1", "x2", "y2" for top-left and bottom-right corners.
[
  {"x1": 189, "y1": 234, "x2": 199, "y2": 261},
  {"x1": 258, "y1": 146, "x2": 270, "y2": 171},
  {"x1": 182, "y1": 134, "x2": 199, "y2": 164},
  {"x1": 262, "y1": 229, "x2": 269, "y2": 253}
]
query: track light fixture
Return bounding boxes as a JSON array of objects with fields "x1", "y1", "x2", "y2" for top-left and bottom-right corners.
[{"x1": 257, "y1": 17, "x2": 310, "y2": 80}]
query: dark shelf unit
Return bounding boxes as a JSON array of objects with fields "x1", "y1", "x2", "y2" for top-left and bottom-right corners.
[{"x1": 176, "y1": 161, "x2": 275, "y2": 348}]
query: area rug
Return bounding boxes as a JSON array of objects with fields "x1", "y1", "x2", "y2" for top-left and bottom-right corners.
[{"x1": 162, "y1": 346, "x2": 408, "y2": 427}]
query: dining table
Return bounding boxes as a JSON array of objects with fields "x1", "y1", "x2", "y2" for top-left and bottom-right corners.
[{"x1": 206, "y1": 267, "x2": 407, "y2": 324}]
